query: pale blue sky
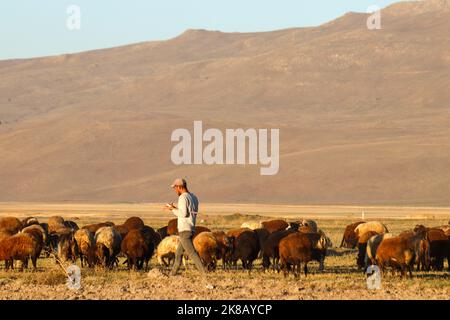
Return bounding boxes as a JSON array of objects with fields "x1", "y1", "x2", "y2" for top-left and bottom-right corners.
[{"x1": 0, "y1": 0, "x2": 402, "y2": 60}]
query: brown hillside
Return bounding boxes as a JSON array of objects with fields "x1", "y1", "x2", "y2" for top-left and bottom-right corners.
[{"x1": 0, "y1": 0, "x2": 450, "y2": 205}]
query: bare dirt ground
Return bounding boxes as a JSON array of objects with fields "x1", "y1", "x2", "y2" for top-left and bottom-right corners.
[{"x1": 0, "y1": 203, "x2": 449, "y2": 300}]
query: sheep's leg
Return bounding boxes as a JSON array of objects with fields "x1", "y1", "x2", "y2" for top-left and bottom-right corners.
[
  {"x1": 447, "y1": 255, "x2": 450, "y2": 272},
  {"x1": 5, "y1": 259, "x2": 10, "y2": 271},
  {"x1": 400, "y1": 265, "x2": 406, "y2": 278},
  {"x1": 304, "y1": 262, "x2": 308, "y2": 277},
  {"x1": 294, "y1": 263, "x2": 300, "y2": 279},
  {"x1": 319, "y1": 257, "x2": 325, "y2": 272},
  {"x1": 408, "y1": 265, "x2": 413, "y2": 278},
  {"x1": 31, "y1": 257, "x2": 37, "y2": 271},
  {"x1": 281, "y1": 260, "x2": 287, "y2": 278},
  {"x1": 20, "y1": 259, "x2": 25, "y2": 272}
]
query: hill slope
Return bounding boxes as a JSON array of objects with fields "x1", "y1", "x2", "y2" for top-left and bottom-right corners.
[{"x1": 1, "y1": 0, "x2": 450, "y2": 205}]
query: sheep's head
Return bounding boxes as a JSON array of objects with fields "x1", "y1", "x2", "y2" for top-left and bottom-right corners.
[
  {"x1": 86, "y1": 246, "x2": 97, "y2": 268},
  {"x1": 224, "y1": 236, "x2": 235, "y2": 260},
  {"x1": 96, "y1": 243, "x2": 110, "y2": 267},
  {"x1": 225, "y1": 236, "x2": 234, "y2": 254},
  {"x1": 317, "y1": 236, "x2": 330, "y2": 250},
  {"x1": 413, "y1": 225, "x2": 428, "y2": 239},
  {"x1": 57, "y1": 233, "x2": 76, "y2": 262},
  {"x1": 289, "y1": 221, "x2": 300, "y2": 231}
]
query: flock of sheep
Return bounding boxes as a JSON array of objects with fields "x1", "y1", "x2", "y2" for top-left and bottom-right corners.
[
  {"x1": 0, "y1": 215, "x2": 449, "y2": 279},
  {"x1": 341, "y1": 221, "x2": 450, "y2": 277}
]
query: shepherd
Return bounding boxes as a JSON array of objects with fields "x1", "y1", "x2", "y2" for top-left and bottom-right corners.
[{"x1": 164, "y1": 178, "x2": 207, "y2": 276}]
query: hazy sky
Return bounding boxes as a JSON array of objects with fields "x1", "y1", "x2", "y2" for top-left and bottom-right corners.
[{"x1": 0, "y1": 0, "x2": 403, "y2": 60}]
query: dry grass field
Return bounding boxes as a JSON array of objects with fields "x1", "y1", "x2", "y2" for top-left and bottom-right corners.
[{"x1": 0, "y1": 202, "x2": 449, "y2": 300}]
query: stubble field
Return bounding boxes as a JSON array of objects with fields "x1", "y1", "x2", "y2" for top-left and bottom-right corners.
[{"x1": 0, "y1": 203, "x2": 449, "y2": 300}]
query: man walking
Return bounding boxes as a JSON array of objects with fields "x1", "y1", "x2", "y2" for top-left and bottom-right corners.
[{"x1": 165, "y1": 178, "x2": 207, "y2": 276}]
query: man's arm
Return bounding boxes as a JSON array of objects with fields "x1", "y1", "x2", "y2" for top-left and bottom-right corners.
[{"x1": 171, "y1": 195, "x2": 188, "y2": 218}]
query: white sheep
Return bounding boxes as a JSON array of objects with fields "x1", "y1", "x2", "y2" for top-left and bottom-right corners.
[
  {"x1": 240, "y1": 221, "x2": 262, "y2": 230},
  {"x1": 355, "y1": 221, "x2": 388, "y2": 238},
  {"x1": 94, "y1": 226, "x2": 122, "y2": 268},
  {"x1": 156, "y1": 235, "x2": 180, "y2": 266}
]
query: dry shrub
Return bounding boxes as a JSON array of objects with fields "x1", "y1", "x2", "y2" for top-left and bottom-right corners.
[{"x1": 21, "y1": 270, "x2": 67, "y2": 286}]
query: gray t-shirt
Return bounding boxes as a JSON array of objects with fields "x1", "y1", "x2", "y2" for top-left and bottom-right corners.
[{"x1": 171, "y1": 192, "x2": 199, "y2": 233}]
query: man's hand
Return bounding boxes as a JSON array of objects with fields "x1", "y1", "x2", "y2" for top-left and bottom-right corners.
[{"x1": 163, "y1": 203, "x2": 177, "y2": 211}]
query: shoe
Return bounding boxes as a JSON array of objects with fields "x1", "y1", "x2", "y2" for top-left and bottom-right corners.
[{"x1": 205, "y1": 284, "x2": 214, "y2": 290}]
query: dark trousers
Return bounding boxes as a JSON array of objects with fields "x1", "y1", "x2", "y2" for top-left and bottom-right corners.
[{"x1": 170, "y1": 231, "x2": 206, "y2": 275}]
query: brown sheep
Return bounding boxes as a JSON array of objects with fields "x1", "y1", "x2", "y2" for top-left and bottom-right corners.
[
  {"x1": 398, "y1": 226, "x2": 448, "y2": 271},
  {"x1": 212, "y1": 231, "x2": 234, "y2": 268},
  {"x1": 261, "y1": 219, "x2": 289, "y2": 233},
  {"x1": 48, "y1": 216, "x2": 66, "y2": 234},
  {"x1": 141, "y1": 225, "x2": 162, "y2": 248},
  {"x1": 279, "y1": 232, "x2": 315, "y2": 278},
  {"x1": 0, "y1": 230, "x2": 13, "y2": 241},
  {"x1": 21, "y1": 224, "x2": 47, "y2": 248},
  {"x1": 376, "y1": 225, "x2": 428, "y2": 278},
  {"x1": 166, "y1": 217, "x2": 210, "y2": 238},
  {"x1": 0, "y1": 233, "x2": 40, "y2": 271},
  {"x1": 299, "y1": 219, "x2": 318, "y2": 233},
  {"x1": 254, "y1": 228, "x2": 270, "y2": 257},
  {"x1": 193, "y1": 232, "x2": 220, "y2": 270},
  {"x1": 308, "y1": 232, "x2": 330, "y2": 272},
  {"x1": 397, "y1": 226, "x2": 431, "y2": 272},
  {"x1": 226, "y1": 228, "x2": 252, "y2": 239},
  {"x1": 74, "y1": 229, "x2": 94, "y2": 267},
  {"x1": 0, "y1": 217, "x2": 23, "y2": 234},
  {"x1": 340, "y1": 221, "x2": 364, "y2": 248},
  {"x1": 140, "y1": 226, "x2": 158, "y2": 269},
  {"x1": 193, "y1": 226, "x2": 211, "y2": 238},
  {"x1": 416, "y1": 238, "x2": 431, "y2": 271},
  {"x1": 121, "y1": 229, "x2": 154, "y2": 271},
  {"x1": 48, "y1": 226, "x2": 74, "y2": 254},
  {"x1": 231, "y1": 230, "x2": 260, "y2": 271},
  {"x1": 262, "y1": 228, "x2": 297, "y2": 271},
  {"x1": 122, "y1": 217, "x2": 145, "y2": 231},
  {"x1": 82, "y1": 222, "x2": 115, "y2": 234},
  {"x1": 19, "y1": 227, "x2": 44, "y2": 269},
  {"x1": 57, "y1": 231, "x2": 79, "y2": 263},
  {"x1": 356, "y1": 231, "x2": 379, "y2": 270},
  {"x1": 167, "y1": 218, "x2": 178, "y2": 235},
  {"x1": 426, "y1": 228, "x2": 449, "y2": 271},
  {"x1": 157, "y1": 226, "x2": 168, "y2": 239},
  {"x1": 113, "y1": 224, "x2": 129, "y2": 239},
  {"x1": 298, "y1": 225, "x2": 316, "y2": 234},
  {"x1": 433, "y1": 225, "x2": 450, "y2": 235},
  {"x1": 38, "y1": 223, "x2": 51, "y2": 255}
]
